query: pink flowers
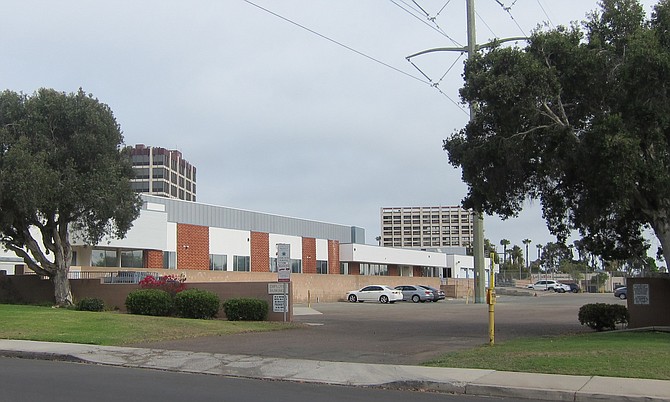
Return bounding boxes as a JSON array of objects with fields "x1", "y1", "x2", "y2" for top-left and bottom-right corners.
[{"x1": 139, "y1": 274, "x2": 186, "y2": 296}]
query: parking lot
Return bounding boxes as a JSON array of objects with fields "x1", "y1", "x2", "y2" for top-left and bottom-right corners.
[{"x1": 132, "y1": 292, "x2": 626, "y2": 365}]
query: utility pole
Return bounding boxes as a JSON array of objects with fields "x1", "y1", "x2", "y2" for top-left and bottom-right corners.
[{"x1": 407, "y1": 1, "x2": 525, "y2": 303}]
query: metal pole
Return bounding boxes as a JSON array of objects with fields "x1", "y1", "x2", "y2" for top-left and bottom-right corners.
[{"x1": 466, "y1": 0, "x2": 486, "y2": 303}]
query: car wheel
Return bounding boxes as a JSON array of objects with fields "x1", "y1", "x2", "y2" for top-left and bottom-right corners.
[
  {"x1": 412, "y1": 295, "x2": 420, "y2": 303},
  {"x1": 560, "y1": 289, "x2": 566, "y2": 293},
  {"x1": 380, "y1": 295, "x2": 389, "y2": 304},
  {"x1": 619, "y1": 294, "x2": 626, "y2": 300},
  {"x1": 573, "y1": 289, "x2": 579, "y2": 293},
  {"x1": 348, "y1": 294, "x2": 357, "y2": 302}
]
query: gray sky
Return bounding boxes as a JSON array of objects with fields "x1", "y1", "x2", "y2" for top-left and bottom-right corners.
[{"x1": 1, "y1": 0, "x2": 659, "y2": 256}]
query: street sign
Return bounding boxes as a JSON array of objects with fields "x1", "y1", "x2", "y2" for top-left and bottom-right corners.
[
  {"x1": 268, "y1": 283, "x2": 285, "y2": 294},
  {"x1": 273, "y1": 294, "x2": 288, "y2": 312},
  {"x1": 277, "y1": 243, "x2": 291, "y2": 282}
]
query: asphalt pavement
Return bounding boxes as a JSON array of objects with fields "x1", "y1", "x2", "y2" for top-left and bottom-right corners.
[{"x1": 1, "y1": 292, "x2": 669, "y2": 401}]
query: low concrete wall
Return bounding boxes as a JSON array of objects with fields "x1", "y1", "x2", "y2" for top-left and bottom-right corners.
[{"x1": 0, "y1": 274, "x2": 293, "y2": 322}]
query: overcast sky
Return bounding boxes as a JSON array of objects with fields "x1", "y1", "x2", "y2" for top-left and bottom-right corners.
[{"x1": 1, "y1": 0, "x2": 659, "y2": 255}]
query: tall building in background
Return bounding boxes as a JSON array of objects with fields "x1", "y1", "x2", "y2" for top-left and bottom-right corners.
[
  {"x1": 380, "y1": 206, "x2": 473, "y2": 249},
  {"x1": 129, "y1": 144, "x2": 196, "y2": 201}
]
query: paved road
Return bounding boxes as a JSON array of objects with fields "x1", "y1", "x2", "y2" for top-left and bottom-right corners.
[
  {"x1": 1, "y1": 357, "x2": 522, "y2": 402},
  {"x1": 131, "y1": 292, "x2": 624, "y2": 365}
]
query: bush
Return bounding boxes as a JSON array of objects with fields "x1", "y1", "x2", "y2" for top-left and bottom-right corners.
[
  {"x1": 174, "y1": 289, "x2": 221, "y2": 319},
  {"x1": 125, "y1": 289, "x2": 173, "y2": 316},
  {"x1": 578, "y1": 303, "x2": 629, "y2": 331},
  {"x1": 76, "y1": 297, "x2": 105, "y2": 312},
  {"x1": 222, "y1": 298, "x2": 269, "y2": 321}
]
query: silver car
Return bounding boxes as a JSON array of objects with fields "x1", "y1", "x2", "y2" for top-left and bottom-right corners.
[{"x1": 394, "y1": 285, "x2": 434, "y2": 303}]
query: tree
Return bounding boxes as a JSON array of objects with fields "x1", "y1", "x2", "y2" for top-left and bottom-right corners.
[
  {"x1": 0, "y1": 88, "x2": 142, "y2": 306},
  {"x1": 499, "y1": 238, "x2": 510, "y2": 264},
  {"x1": 444, "y1": 0, "x2": 670, "y2": 265},
  {"x1": 541, "y1": 242, "x2": 573, "y2": 273}
]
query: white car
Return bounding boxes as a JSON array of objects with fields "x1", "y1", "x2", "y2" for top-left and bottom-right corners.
[
  {"x1": 346, "y1": 285, "x2": 403, "y2": 304},
  {"x1": 553, "y1": 283, "x2": 571, "y2": 293},
  {"x1": 527, "y1": 280, "x2": 561, "y2": 291}
]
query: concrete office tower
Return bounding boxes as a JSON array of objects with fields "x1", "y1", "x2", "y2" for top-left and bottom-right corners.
[
  {"x1": 380, "y1": 206, "x2": 473, "y2": 249},
  {"x1": 129, "y1": 144, "x2": 196, "y2": 201}
]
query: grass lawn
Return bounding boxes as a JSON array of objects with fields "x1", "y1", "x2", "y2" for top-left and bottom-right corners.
[
  {"x1": 0, "y1": 304, "x2": 294, "y2": 346},
  {"x1": 424, "y1": 331, "x2": 670, "y2": 380}
]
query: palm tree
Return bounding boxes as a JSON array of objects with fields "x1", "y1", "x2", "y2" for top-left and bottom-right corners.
[
  {"x1": 500, "y1": 239, "x2": 510, "y2": 265},
  {"x1": 522, "y1": 238, "x2": 532, "y2": 279},
  {"x1": 535, "y1": 244, "x2": 543, "y2": 280}
]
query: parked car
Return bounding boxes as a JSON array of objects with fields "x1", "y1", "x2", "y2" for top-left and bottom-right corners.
[
  {"x1": 553, "y1": 283, "x2": 571, "y2": 293},
  {"x1": 394, "y1": 285, "x2": 434, "y2": 303},
  {"x1": 565, "y1": 283, "x2": 581, "y2": 293},
  {"x1": 614, "y1": 287, "x2": 627, "y2": 300},
  {"x1": 419, "y1": 285, "x2": 446, "y2": 302},
  {"x1": 527, "y1": 280, "x2": 561, "y2": 291},
  {"x1": 346, "y1": 285, "x2": 403, "y2": 304}
]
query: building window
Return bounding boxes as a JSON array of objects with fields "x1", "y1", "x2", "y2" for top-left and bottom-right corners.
[
  {"x1": 340, "y1": 262, "x2": 349, "y2": 275},
  {"x1": 360, "y1": 263, "x2": 388, "y2": 276},
  {"x1": 233, "y1": 255, "x2": 250, "y2": 271},
  {"x1": 163, "y1": 251, "x2": 176, "y2": 269},
  {"x1": 92, "y1": 249, "x2": 117, "y2": 267},
  {"x1": 120, "y1": 250, "x2": 143, "y2": 268},
  {"x1": 210, "y1": 254, "x2": 227, "y2": 271},
  {"x1": 291, "y1": 259, "x2": 302, "y2": 273},
  {"x1": 316, "y1": 260, "x2": 328, "y2": 274}
]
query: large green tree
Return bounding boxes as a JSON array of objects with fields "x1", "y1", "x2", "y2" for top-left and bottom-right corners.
[
  {"x1": 0, "y1": 88, "x2": 142, "y2": 306},
  {"x1": 445, "y1": 0, "x2": 670, "y2": 264}
]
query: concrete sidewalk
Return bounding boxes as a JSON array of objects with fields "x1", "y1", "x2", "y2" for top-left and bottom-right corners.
[{"x1": 0, "y1": 339, "x2": 668, "y2": 401}]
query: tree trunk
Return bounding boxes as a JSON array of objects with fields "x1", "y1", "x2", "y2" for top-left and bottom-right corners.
[
  {"x1": 52, "y1": 266, "x2": 73, "y2": 307},
  {"x1": 651, "y1": 218, "x2": 670, "y2": 270}
]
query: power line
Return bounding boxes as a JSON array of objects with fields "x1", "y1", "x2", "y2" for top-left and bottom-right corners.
[
  {"x1": 492, "y1": 0, "x2": 527, "y2": 37},
  {"x1": 242, "y1": 0, "x2": 467, "y2": 110},
  {"x1": 389, "y1": 0, "x2": 462, "y2": 47},
  {"x1": 536, "y1": 0, "x2": 556, "y2": 28}
]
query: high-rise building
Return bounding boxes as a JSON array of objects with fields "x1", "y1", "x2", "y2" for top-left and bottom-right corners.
[
  {"x1": 380, "y1": 206, "x2": 473, "y2": 249},
  {"x1": 129, "y1": 144, "x2": 196, "y2": 201}
]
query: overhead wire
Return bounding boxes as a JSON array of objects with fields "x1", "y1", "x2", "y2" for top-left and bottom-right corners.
[
  {"x1": 536, "y1": 0, "x2": 556, "y2": 28},
  {"x1": 492, "y1": 0, "x2": 528, "y2": 37},
  {"x1": 241, "y1": 0, "x2": 467, "y2": 113},
  {"x1": 390, "y1": 0, "x2": 462, "y2": 47},
  {"x1": 242, "y1": 0, "x2": 427, "y2": 85}
]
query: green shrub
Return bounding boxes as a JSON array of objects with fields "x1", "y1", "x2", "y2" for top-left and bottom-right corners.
[
  {"x1": 222, "y1": 298, "x2": 269, "y2": 321},
  {"x1": 578, "y1": 303, "x2": 629, "y2": 331},
  {"x1": 76, "y1": 297, "x2": 105, "y2": 312},
  {"x1": 174, "y1": 289, "x2": 220, "y2": 319},
  {"x1": 125, "y1": 289, "x2": 173, "y2": 316}
]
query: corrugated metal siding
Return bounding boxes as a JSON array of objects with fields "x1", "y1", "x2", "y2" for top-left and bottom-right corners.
[{"x1": 141, "y1": 195, "x2": 362, "y2": 243}]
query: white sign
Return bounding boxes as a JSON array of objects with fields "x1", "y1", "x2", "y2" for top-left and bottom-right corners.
[
  {"x1": 268, "y1": 283, "x2": 285, "y2": 294},
  {"x1": 273, "y1": 294, "x2": 288, "y2": 312},
  {"x1": 277, "y1": 243, "x2": 291, "y2": 282},
  {"x1": 633, "y1": 283, "x2": 650, "y2": 305}
]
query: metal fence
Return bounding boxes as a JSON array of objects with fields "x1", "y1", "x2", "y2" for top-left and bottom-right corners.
[{"x1": 67, "y1": 270, "x2": 158, "y2": 284}]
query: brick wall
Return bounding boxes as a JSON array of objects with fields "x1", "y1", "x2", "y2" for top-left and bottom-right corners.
[
  {"x1": 328, "y1": 240, "x2": 340, "y2": 274},
  {"x1": 250, "y1": 231, "x2": 269, "y2": 272},
  {"x1": 144, "y1": 250, "x2": 163, "y2": 269},
  {"x1": 302, "y1": 237, "x2": 316, "y2": 274},
  {"x1": 177, "y1": 224, "x2": 209, "y2": 270}
]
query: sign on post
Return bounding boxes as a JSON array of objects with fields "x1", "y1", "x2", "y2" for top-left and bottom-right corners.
[{"x1": 277, "y1": 243, "x2": 291, "y2": 282}]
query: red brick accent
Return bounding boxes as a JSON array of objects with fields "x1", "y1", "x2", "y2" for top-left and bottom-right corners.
[
  {"x1": 302, "y1": 238, "x2": 316, "y2": 274},
  {"x1": 387, "y1": 265, "x2": 398, "y2": 276},
  {"x1": 349, "y1": 262, "x2": 361, "y2": 275},
  {"x1": 328, "y1": 240, "x2": 340, "y2": 274},
  {"x1": 177, "y1": 223, "x2": 209, "y2": 270},
  {"x1": 413, "y1": 266, "x2": 423, "y2": 277},
  {"x1": 251, "y1": 232, "x2": 269, "y2": 272},
  {"x1": 144, "y1": 250, "x2": 163, "y2": 269}
]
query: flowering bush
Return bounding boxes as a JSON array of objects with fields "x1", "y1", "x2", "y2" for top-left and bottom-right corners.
[{"x1": 139, "y1": 274, "x2": 186, "y2": 297}]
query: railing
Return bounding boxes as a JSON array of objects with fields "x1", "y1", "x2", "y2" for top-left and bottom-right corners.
[{"x1": 67, "y1": 270, "x2": 158, "y2": 284}]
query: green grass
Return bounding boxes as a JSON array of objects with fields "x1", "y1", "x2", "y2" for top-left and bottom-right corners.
[
  {"x1": 424, "y1": 331, "x2": 670, "y2": 380},
  {"x1": 0, "y1": 304, "x2": 293, "y2": 346}
]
